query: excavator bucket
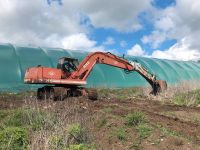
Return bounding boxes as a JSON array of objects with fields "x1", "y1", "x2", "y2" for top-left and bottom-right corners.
[
  {"x1": 151, "y1": 80, "x2": 167, "y2": 95},
  {"x1": 157, "y1": 80, "x2": 167, "y2": 92}
]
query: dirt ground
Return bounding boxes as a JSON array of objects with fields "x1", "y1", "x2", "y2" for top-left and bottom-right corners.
[{"x1": 1, "y1": 96, "x2": 200, "y2": 150}]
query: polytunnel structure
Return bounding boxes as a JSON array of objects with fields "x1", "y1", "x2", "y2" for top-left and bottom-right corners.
[{"x1": 0, "y1": 43, "x2": 200, "y2": 92}]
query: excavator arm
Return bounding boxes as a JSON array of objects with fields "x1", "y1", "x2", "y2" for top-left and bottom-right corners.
[
  {"x1": 128, "y1": 61, "x2": 167, "y2": 95},
  {"x1": 70, "y1": 52, "x2": 134, "y2": 80},
  {"x1": 69, "y1": 52, "x2": 167, "y2": 95}
]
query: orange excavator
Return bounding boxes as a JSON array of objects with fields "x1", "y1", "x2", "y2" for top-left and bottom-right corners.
[{"x1": 24, "y1": 52, "x2": 167, "y2": 100}]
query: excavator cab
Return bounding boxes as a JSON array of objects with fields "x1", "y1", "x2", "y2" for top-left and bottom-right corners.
[{"x1": 57, "y1": 57, "x2": 79, "y2": 73}]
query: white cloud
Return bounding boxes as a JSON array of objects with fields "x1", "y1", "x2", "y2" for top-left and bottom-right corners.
[
  {"x1": 154, "y1": 16, "x2": 174, "y2": 32},
  {"x1": 141, "y1": 0, "x2": 200, "y2": 61},
  {"x1": 61, "y1": 33, "x2": 117, "y2": 53},
  {"x1": 103, "y1": 37, "x2": 115, "y2": 45},
  {"x1": 74, "y1": 0, "x2": 152, "y2": 32},
  {"x1": 0, "y1": 0, "x2": 84, "y2": 47},
  {"x1": 127, "y1": 44, "x2": 145, "y2": 56},
  {"x1": 151, "y1": 38, "x2": 200, "y2": 61},
  {"x1": 61, "y1": 33, "x2": 96, "y2": 50},
  {"x1": 0, "y1": 0, "x2": 152, "y2": 48},
  {"x1": 127, "y1": 41, "x2": 200, "y2": 61},
  {"x1": 141, "y1": 30, "x2": 167, "y2": 49}
]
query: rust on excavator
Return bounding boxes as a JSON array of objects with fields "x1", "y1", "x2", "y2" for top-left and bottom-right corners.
[{"x1": 24, "y1": 52, "x2": 167, "y2": 100}]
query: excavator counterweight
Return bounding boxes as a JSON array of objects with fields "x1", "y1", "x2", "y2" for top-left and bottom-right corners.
[{"x1": 24, "y1": 52, "x2": 167, "y2": 100}]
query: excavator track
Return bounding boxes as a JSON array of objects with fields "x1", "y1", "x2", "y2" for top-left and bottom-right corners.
[
  {"x1": 37, "y1": 86, "x2": 98, "y2": 101},
  {"x1": 87, "y1": 88, "x2": 98, "y2": 101}
]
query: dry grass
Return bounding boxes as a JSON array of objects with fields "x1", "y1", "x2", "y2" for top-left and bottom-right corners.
[
  {"x1": 20, "y1": 97, "x2": 94, "y2": 150},
  {"x1": 143, "y1": 80, "x2": 200, "y2": 103}
]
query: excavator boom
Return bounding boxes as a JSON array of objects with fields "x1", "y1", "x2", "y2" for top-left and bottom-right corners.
[{"x1": 24, "y1": 52, "x2": 167, "y2": 100}]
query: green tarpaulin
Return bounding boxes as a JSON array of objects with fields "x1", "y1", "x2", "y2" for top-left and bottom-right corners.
[{"x1": 0, "y1": 43, "x2": 200, "y2": 92}]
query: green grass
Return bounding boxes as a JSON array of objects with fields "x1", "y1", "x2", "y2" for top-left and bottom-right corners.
[
  {"x1": 49, "y1": 123, "x2": 93, "y2": 150},
  {"x1": 98, "y1": 88, "x2": 144, "y2": 100},
  {"x1": 125, "y1": 111, "x2": 146, "y2": 126},
  {"x1": 96, "y1": 117, "x2": 107, "y2": 128},
  {"x1": 172, "y1": 89, "x2": 200, "y2": 106},
  {"x1": 102, "y1": 107, "x2": 113, "y2": 113},
  {"x1": 0, "y1": 108, "x2": 58, "y2": 149},
  {"x1": 49, "y1": 135, "x2": 64, "y2": 150},
  {"x1": 0, "y1": 110, "x2": 9, "y2": 119},
  {"x1": 0, "y1": 127, "x2": 28, "y2": 150},
  {"x1": 67, "y1": 123, "x2": 88, "y2": 144},
  {"x1": 2, "y1": 108, "x2": 56, "y2": 131},
  {"x1": 194, "y1": 118, "x2": 200, "y2": 126},
  {"x1": 160, "y1": 127, "x2": 181, "y2": 137},
  {"x1": 129, "y1": 124, "x2": 152, "y2": 150},
  {"x1": 114, "y1": 127, "x2": 127, "y2": 141},
  {"x1": 67, "y1": 144, "x2": 95, "y2": 150},
  {"x1": 136, "y1": 124, "x2": 152, "y2": 140}
]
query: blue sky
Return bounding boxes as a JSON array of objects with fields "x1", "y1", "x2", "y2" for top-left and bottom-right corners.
[
  {"x1": 0, "y1": 0, "x2": 199, "y2": 61},
  {"x1": 90, "y1": 0, "x2": 177, "y2": 55}
]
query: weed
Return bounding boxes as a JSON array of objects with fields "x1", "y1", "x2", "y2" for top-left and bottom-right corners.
[
  {"x1": 172, "y1": 89, "x2": 200, "y2": 106},
  {"x1": 0, "y1": 127, "x2": 28, "y2": 150},
  {"x1": 136, "y1": 124, "x2": 152, "y2": 140},
  {"x1": 194, "y1": 118, "x2": 200, "y2": 126},
  {"x1": 67, "y1": 144, "x2": 95, "y2": 150},
  {"x1": 160, "y1": 127, "x2": 181, "y2": 137},
  {"x1": 49, "y1": 135, "x2": 64, "y2": 150},
  {"x1": 102, "y1": 107, "x2": 113, "y2": 113},
  {"x1": 97, "y1": 117, "x2": 107, "y2": 128},
  {"x1": 125, "y1": 111, "x2": 146, "y2": 126},
  {"x1": 173, "y1": 138, "x2": 184, "y2": 146},
  {"x1": 67, "y1": 123, "x2": 87, "y2": 144},
  {"x1": 130, "y1": 139, "x2": 141, "y2": 150},
  {"x1": 0, "y1": 110, "x2": 9, "y2": 120},
  {"x1": 98, "y1": 88, "x2": 144, "y2": 100},
  {"x1": 114, "y1": 127, "x2": 127, "y2": 141},
  {"x1": 3, "y1": 108, "x2": 56, "y2": 130}
]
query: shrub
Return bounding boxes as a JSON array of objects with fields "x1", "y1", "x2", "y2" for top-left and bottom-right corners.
[
  {"x1": 115, "y1": 128, "x2": 127, "y2": 141},
  {"x1": 97, "y1": 117, "x2": 107, "y2": 128},
  {"x1": 67, "y1": 144, "x2": 95, "y2": 150},
  {"x1": 160, "y1": 127, "x2": 180, "y2": 137},
  {"x1": 49, "y1": 135, "x2": 64, "y2": 150},
  {"x1": 136, "y1": 124, "x2": 152, "y2": 140},
  {"x1": 125, "y1": 111, "x2": 146, "y2": 126},
  {"x1": 67, "y1": 144, "x2": 85, "y2": 150},
  {"x1": 0, "y1": 127, "x2": 28, "y2": 150},
  {"x1": 5, "y1": 108, "x2": 56, "y2": 130},
  {"x1": 98, "y1": 88, "x2": 144, "y2": 99},
  {"x1": 67, "y1": 123, "x2": 87, "y2": 144},
  {"x1": 172, "y1": 89, "x2": 200, "y2": 106},
  {"x1": 102, "y1": 107, "x2": 113, "y2": 113},
  {"x1": 0, "y1": 110, "x2": 9, "y2": 120}
]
